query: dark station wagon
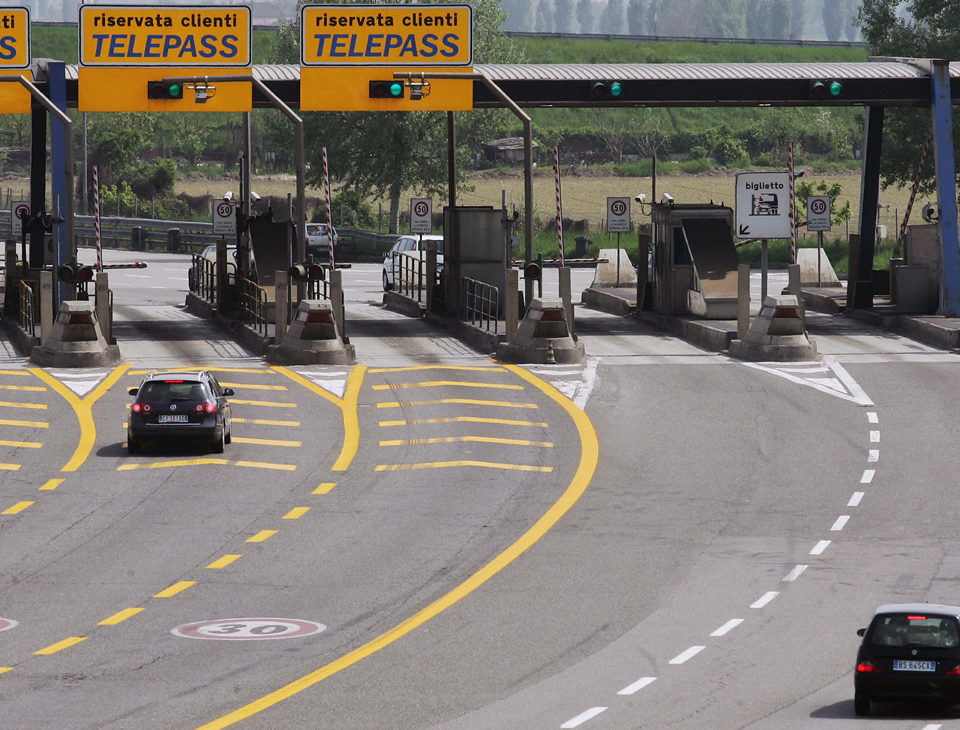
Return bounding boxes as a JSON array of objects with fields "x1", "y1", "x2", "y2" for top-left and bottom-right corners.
[
  {"x1": 855, "y1": 603, "x2": 960, "y2": 716},
  {"x1": 127, "y1": 370, "x2": 234, "y2": 454}
]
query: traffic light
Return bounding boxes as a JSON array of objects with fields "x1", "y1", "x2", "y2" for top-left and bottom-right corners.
[
  {"x1": 809, "y1": 79, "x2": 843, "y2": 99},
  {"x1": 590, "y1": 81, "x2": 624, "y2": 100},
  {"x1": 308, "y1": 262, "x2": 325, "y2": 280},
  {"x1": 57, "y1": 262, "x2": 95, "y2": 283},
  {"x1": 369, "y1": 80, "x2": 405, "y2": 99},
  {"x1": 523, "y1": 262, "x2": 542, "y2": 281},
  {"x1": 288, "y1": 262, "x2": 325, "y2": 280},
  {"x1": 148, "y1": 81, "x2": 184, "y2": 100}
]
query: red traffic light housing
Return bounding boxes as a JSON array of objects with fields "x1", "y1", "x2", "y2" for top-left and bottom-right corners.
[
  {"x1": 369, "y1": 80, "x2": 404, "y2": 99},
  {"x1": 57, "y1": 262, "x2": 95, "y2": 283},
  {"x1": 523, "y1": 262, "x2": 542, "y2": 281},
  {"x1": 590, "y1": 81, "x2": 624, "y2": 100},
  {"x1": 148, "y1": 81, "x2": 183, "y2": 100}
]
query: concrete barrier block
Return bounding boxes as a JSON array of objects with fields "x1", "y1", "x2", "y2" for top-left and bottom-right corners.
[
  {"x1": 30, "y1": 300, "x2": 121, "y2": 367},
  {"x1": 267, "y1": 299, "x2": 355, "y2": 365}
]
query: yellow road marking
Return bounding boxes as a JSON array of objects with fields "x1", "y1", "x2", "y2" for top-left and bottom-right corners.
[
  {"x1": 207, "y1": 554, "x2": 242, "y2": 569},
  {"x1": 0, "y1": 439, "x2": 42, "y2": 449},
  {"x1": 0, "y1": 370, "x2": 30, "y2": 376},
  {"x1": 154, "y1": 581, "x2": 195, "y2": 598},
  {"x1": 0, "y1": 463, "x2": 20, "y2": 471},
  {"x1": 0, "y1": 384, "x2": 46, "y2": 392},
  {"x1": 129, "y1": 366, "x2": 268, "y2": 375},
  {"x1": 2, "y1": 501, "x2": 32, "y2": 514},
  {"x1": 0, "y1": 417, "x2": 48, "y2": 428},
  {"x1": 313, "y1": 482, "x2": 336, "y2": 494},
  {"x1": 117, "y1": 458, "x2": 296, "y2": 472},
  {"x1": 39, "y1": 478, "x2": 64, "y2": 491},
  {"x1": 219, "y1": 382, "x2": 288, "y2": 391},
  {"x1": 0, "y1": 400, "x2": 46, "y2": 410},
  {"x1": 229, "y1": 398, "x2": 297, "y2": 408},
  {"x1": 372, "y1": 380, "x2": 524, "y2": 391},
  {"x1": 380, "y1": 436, "x2": 554, "y2": 447},
  {"x1": 270, "y1": 365, "x2": 367, "y2": 473},
  {"x1": 379, "y1": 416, "x2": 548, "y2": 428},
  {"x1": 368, "y1": 365, "x2": 506, "y2": 373},
  {"x1": 232, "y1": 418, "x2": 300, "y2": 427},
  {"x1": 34, "y1": 637, "x2": 86, "y2": 655},
  {"x1": 31, "y1": 364, "x2": 131, "y2": 472},
  {"x1": 0, "y1": 667, "x2": 12, "y2": 675},
  {"x1": 283, "y1": 507, "x2": 310, "y2": 519},
  {"x1": 99, "y1": 607, "x2": 144, "y2": 625},
  {"x1": 246, "y1": 529, "x2": 277, "y2": 543},
  {"x1": 376, "y1": 398, "x2": 538, "y2": 409},
  {"x1": 231, "y1": 436, "x2": 302, "y2": 448},
  {"x1": 376, "y1": 460, "x2": 553, "y2": 472},
  {"x1": 198, "y1": 362, "x2": 599, "y2": 730}
]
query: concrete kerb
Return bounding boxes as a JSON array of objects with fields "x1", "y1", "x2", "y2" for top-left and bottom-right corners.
[{"x1": 30, "y1": 300, "x2": 121, "y2": 367}]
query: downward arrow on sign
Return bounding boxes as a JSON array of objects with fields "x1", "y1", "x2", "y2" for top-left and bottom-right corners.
[{"x1": 738, "y1": 224, "x2": 751, "y2": 236}]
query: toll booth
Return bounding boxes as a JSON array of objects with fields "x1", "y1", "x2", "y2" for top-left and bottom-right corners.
[{"x1": 650, "y1": 202, "x2": 739, "y2": 319}]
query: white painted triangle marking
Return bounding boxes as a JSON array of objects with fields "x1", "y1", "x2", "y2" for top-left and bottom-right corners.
[
  {"x1": 46, "y1": 369, "x2": 111, "y2": 397},
  {"x1": 298, "y1": 370, "x2": 347, "y2": 398},
  {"x1": 743, "y1": 358, "x2": 873, "y2": 406}
]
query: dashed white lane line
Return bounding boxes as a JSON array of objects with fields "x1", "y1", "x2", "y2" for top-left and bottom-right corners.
[
  {"x1": 832, "y1": 515, "x2": 850, "y2": 530},
  {"x1": 870, "y1": 430, "x2": 880, "y2": 442},
  {"x1": 867, "y1": 411, "x2": 879, "y2": 423},
  {"x1": 848, "y1": 492, "x2": 864, "y2": 507},
  {"x1": 617, "y1": 676, "x2": 657, "y2": 696},
  {"x1": 710, "y1": 619, "x2": 744, "y2": 637},
  {"x1": 782, "y1": 564, "x2": 808, "y2": 582},
  {"x1": 810, "y1": 540, "x2": 831, "y2": 556},
  {"x1": 560, "y1": 706, "x2": 607, "y2": 728},
  {"x1": 868, "y1": 449, "x2": 879, "y2": 462},
  {"x1": 751, "y1": 591, "x2": 779, "y2": 609},
  {"x1": 921, "y1": 725, "x2": 943, "y2": 730},
  {"x1": 669, "y1": 645, "x2": 705, "y2": 665},
  {"x1": 860, "y1": 469, "x2": 875, "y2": 484}
]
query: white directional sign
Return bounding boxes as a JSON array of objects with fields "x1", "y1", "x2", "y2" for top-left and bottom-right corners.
[
  {"x1": 807, "y1": 195, "x2": 832, "y2": 232},
  {"x1": 213, "y1": 200, "x2": 237, "y2": 236},
  {"x1": 410, "y1": 197, "x2": 432, "y2": 234},
  {"x1": 735, "y1": 172, "x2": 791, "y2": 239},
  {"x1": 606, "y1": 196, "x2": 631, "y2": 233},
  {"x1": 11, "y1": 201, "x2": 28, "y2": 238}
]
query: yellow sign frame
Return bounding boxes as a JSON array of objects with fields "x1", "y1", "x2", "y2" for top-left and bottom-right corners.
[
  {"x1": 0, "y1": 7, "x2": 30, "y2": 70},
  {"x1": 301, "y1": 4, "x2": 472, "y2": 67},
  {"x1": 79, "y1": 5, "x2": 252, "y2": 68}
]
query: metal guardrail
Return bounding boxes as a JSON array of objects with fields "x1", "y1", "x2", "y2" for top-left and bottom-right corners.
[
  {"x1": 237, "y1": 276, "x2": 268, "y2": 337},
  {"x1": 19, "y1": 280, "x2": 35, "y2": 337},
  {"x1": 503, "y1": 30, "x2": 869, "y2": 49},
  {"x1": 463, "y1": 276, "x2": 500, "y2": 334}
]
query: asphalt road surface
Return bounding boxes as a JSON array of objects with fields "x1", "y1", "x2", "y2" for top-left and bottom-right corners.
[{"x1": 0, "y1": 251, "x2": 958, "y2": 730}]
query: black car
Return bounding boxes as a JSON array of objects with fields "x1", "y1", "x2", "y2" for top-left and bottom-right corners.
[
  {"x1": 127, "y1": 370, "x2": 233, "y2": 454},
  {"x1": 855, "y1": 603, "x2": 960, "y2": 716}
]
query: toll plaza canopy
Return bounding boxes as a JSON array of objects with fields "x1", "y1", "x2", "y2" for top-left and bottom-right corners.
[{"x1": 56, "y1": 58, "x2": 957, "y2": 109}]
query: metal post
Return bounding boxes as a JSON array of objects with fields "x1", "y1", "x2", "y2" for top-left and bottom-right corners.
[
  {"x1": 849, "y1": 105, "x2": 884, "y2": 310},
  {"x1": 737, "y1": 263, "x2": 750, "y2": 340},
  {"x1": 559, "y1": 266, "x2": 573, "y2": 338},
  {"x1": 275, "y1": 270, "x2": 289, "y2": 345},
  {"x1": 506, "y1": 267, "x2": 519, "y2": 340},
  {"x1": 447, "y1": 112, "x2": 456, "y2": 208},
  {"x1": 930, "y1": 59, "x2": 960, "y2": 315},
  {"x1": 761, "y1": 239, "x2": 768, "y2": 301}
]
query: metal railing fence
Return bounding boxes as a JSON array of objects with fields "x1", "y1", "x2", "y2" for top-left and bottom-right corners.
[{"x1": 462, "y1": 276, "x2": 500, "y2": 334}]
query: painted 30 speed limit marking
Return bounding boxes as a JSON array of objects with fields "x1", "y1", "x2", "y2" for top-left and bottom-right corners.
[
  {"x1": 0, "y1": 617, "x2": 18, "y2": 633},
  {"x1": 172, "y1": 618, "x2": 326, "y2": 640}
]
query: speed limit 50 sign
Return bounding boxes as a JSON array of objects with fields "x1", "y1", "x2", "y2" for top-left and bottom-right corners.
[
  {"x1": 807, "y1": 195, "x2": 831, "y2": 232},
  {"x1": 410, "y1": 197, "x2": 432, "y2": 234},
  {"x1": 213, "y1": 201, "x2": 237, "y2": 236},
  {"x1": 606, "y1": 197, "x2": 631, "y2": 233}
]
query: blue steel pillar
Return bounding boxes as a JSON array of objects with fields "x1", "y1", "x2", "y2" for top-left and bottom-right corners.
[{"x1": 930, "y1": 59, "x2": 960, "y2": 316}]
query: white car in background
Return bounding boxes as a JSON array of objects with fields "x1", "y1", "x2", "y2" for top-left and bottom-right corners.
[
  {"x1": 305, "y1": 222, "x2": 339, "y2": 260},
  {"x1": 382, "y1": 234, "x2": 444, "y2": 291}
]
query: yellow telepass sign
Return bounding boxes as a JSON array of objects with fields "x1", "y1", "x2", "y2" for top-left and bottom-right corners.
[
  {"x1": 301, "y1": 4, "x2": 472, "y2": 67},
  {"x1": 79, "y1": 4, "x2": 251, "y2": 67},
  {"x1": 0, "y1": 7, "x2": 30, "y2": 69}
]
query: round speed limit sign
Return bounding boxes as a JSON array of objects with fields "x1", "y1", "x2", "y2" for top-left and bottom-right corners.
[
  {"x1": 410, "y1": 197, "x2": 432, "y2": 234},
  {"x1": 810, "y1": 198, "x2": 827, "y2": 215},
  {"x1": 606, "y1": 196, "x2": 631, "y2": 233},
  {"x1": 213, "y1": 201, "x2": 237, "y2": 235}
]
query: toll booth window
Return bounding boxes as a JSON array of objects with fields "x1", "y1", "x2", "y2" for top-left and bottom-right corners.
[{"x1": 673, "y1": 227, "x2": 691, "y2": 265}]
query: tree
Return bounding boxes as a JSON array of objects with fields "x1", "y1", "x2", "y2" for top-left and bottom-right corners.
[
  {"x1": 577, "y1": 0, "x2": 596, "y2": 33},
  {"x1": 275, "y1": 0, "x2": 523, "y2": 233},
  {"x1": 857, "y1": 0, "x2": 960, "y2": 194},
  {"x1": 555, "y1": 0, "x2": 578, "y2": 32},
  {"x1": 601, "y1": 0, "x2": 626, "y2": 33},
  {"x1": 822, "y1": 0, "x2": 844, "y2": 42},
  {"x1": 796, "y1": 180, "x2": 852, "y2": 227},
  {"x1": 627, "y1": 0, "x2": 646, "y2": 35}
]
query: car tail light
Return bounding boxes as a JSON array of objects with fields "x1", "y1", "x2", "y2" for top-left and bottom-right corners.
[
  {"x1": 195, "y1": 401, "x2": 217, "y2": 414},
  {"x1": 857, "y1": 660, "x2": 882, "y2": 673},
  {"x1": 946, "y1": 665, "x2": 960, "y2": 676},
  {"x1": 132, "y1": 402, "x2": 152, "y2": 413}
]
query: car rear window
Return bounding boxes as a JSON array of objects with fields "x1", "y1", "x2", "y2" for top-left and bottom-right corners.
[
  {"x1": 139, "y1": 380, "x2": 205, "y2": 401},
  {"x1": 868, "y1": 614, "x2": 960, "y2": 648}
]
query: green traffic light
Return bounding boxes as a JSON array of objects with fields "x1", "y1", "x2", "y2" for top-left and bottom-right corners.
[
  {"x1": 389, "y1": 82, "x2": 403, "y2": 98},
  {"x1": 828, "y1": 80, "x2": 843, "y2": 97},
  {"x1": 609, "y1": 81, "x2": 623, "y2": 98},
  {"x1": 168, "y1": 83, "x2": 181, "y2": 98}
]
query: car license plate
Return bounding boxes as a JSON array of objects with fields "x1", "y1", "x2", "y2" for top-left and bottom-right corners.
[
  {"x1": 158, "y1": 414, "x2": 188, "y2": 423},
  {"x1": 893, "y1": 660, "x2": 936, "y2": 672}
]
